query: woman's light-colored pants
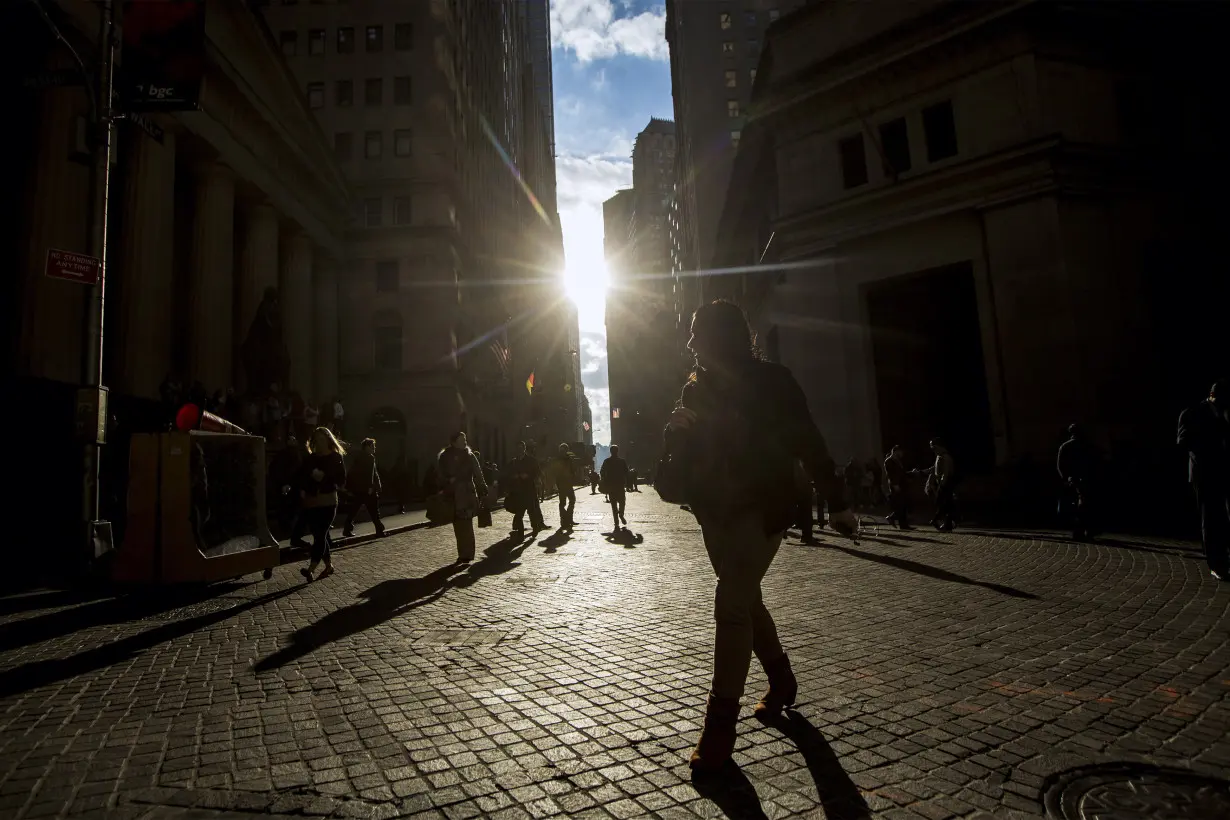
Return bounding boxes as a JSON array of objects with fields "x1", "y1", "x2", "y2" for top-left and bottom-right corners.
[{"x1": 700, "y1": 511, "x2": 785, "y2": 699}]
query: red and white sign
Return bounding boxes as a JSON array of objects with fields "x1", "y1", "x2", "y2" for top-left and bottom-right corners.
[{"x1": 45, "y1": 249, "x2": 101, "y2": 285}]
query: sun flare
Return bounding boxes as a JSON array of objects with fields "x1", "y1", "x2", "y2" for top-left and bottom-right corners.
[{"x1": 563, "y1": 257, "x2": 610, "y2": 333}]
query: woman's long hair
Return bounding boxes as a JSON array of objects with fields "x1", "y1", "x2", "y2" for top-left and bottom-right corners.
[
  {"x1": 688, "y1": 299, "x2": 765, "y2": 383},
  {"x1": 309, "y1": 426, "x2": 347, "y2": 456}
]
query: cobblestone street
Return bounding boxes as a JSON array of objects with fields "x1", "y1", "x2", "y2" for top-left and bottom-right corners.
[{"x1": 1, "y1": 491, "x2": 1228, "y2": 819}]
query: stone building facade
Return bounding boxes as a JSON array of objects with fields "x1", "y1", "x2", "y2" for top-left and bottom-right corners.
[
  {"x1": 711, "y1": 0, "x2": 1230, "y2": 522},
  {"x1": 259, "y1": 0, "x2": 571, "y2": 474},
  {"x1": 3, "y1": 0, "x2": 352, "y2": 553}
]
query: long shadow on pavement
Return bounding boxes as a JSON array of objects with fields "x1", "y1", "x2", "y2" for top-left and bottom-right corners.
[
  {"x1": 0, "y1": 581, "x2": 257, "y2": 654},
  {"x1": 254, "y1": 534, "x2": 535, "y2": 672},
  {"x1": 0, "y1": 584, "x2": 303, "y2": 700},
  {"x1": 691, "y1": 765, "x2": 770, "y2": 820},
  {"x1": 763, "y1": 711, "x2": 873, "y2": 819},
  {"x1": 827, "y1": 543, "x2": 1037, "y2": 599},
  {"x1": 958, "y1": 528, "x2": 1206, "y2": 559}
]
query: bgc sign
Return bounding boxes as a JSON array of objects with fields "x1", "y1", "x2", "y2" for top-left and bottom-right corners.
[{"x1": 118, "y1": 0, "x2": 206, "y2": 112}]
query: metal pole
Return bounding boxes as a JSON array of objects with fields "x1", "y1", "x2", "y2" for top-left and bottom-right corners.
[{"x1": 81, "y1": 0, "x2": 117, "y2": 559}]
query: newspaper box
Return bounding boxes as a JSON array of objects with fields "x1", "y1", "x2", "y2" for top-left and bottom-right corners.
[{"x1": 114, "y1": 431, "x2": 280, "y2": 583}]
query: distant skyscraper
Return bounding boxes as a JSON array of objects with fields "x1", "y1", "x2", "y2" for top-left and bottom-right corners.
[
  {"x1": 604, "y1": 120, "x2": 684, "y2": 468},
  {"x1": 665, "y1": 0, "x2": 806, "y2": 307}
]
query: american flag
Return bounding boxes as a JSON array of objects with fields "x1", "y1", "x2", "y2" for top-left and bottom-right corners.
[
  {"x1": 583, "y1": 421, "x2": 591, "y2": 432},
  {"x1": 488, "y1": 338, "x2": 511, "y2": 378}
]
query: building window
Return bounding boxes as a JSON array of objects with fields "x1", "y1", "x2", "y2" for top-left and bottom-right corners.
[
  {"x1": 750, "y1": 68, "x2": 757, "y2": 84},
  {"x1": 376, "y1": 260, "x2": 398, "y2": 292},
  {"x1": 308, "y1": 29, "x2": 325, "y2": 55},
  {"x1": 307, "y1": 82, "x2": 324, "y2": 109},
  {"x1": 727, "y1": 100, "x2": 740, "y2": 118},
  {"x1": 334, "y1": 132, "x2": 352, "y2": 161},
  {"x1": 746, "y1": 39, "x2": 759, "y2": 56},
  {"x1": 769, "y1": 8, "x2": 780, "y2": 21},
  {"x1": 279, "y1": 31, "x2": 297, "y2": 57},
  {"x1": 730, "y1": 129, "x2": 741, "y2": 149},
  {"x1": 725, "y1": 69, "x2": 737, "y2": 88},
  {"x1": 394, "y1": 76, "x2": 412, "y2": 105},
  {"x1": 366, "y1": 25, "x2": 383, "y2": 52},
  {"x1": 394, "y1": 23, "x2": 413, "y2": 50},
  {"x1": 394, "y1": 129, "x2": 412, "y2": 157},
  {"x1": 878, "y1": 117, "x2": 911, "y2": 176},
  {"x1": 335, "y1": 80, "x2": 353, "y2": 106},
  {"x1": 840, "y1": 134, "x2": 868, "y2": 188},
  {"x1": 722, "y1": 41, "x2": 734, "y2": 54},
  {"x1": 365, "y1": 77, "x2": 382, "y2": 106},
  {"x1": 394, "y1": 196, "x2": 412, "y2": 225},
  {"x1": 365, "y1": 130, "x2": 382, "y2": 159},
  {"x1": 374, "y1": 325, "x2": 402, "y2": 370},
  {"x1": 337, "y1": 27, "x2": 354, "y2": 53},
  {"x1": 720, "y1": 12, "x2": 732, "y2": 29},
  {"x1": 922, "y1": 100, "x2": 958, "y2": 161},
  {"x1": 364, "y1": 198, "x2": 382, "y2": 227},
  {"x1": 744, "y1": 11, "x2": 757, "y2": 26}
]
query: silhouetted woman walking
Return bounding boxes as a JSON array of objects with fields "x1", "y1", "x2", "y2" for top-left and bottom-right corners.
[
  {"x1": 438, "y1": 432, "x2": 488, "y2": 564},
  {"x1": 296, "y1": 426, "x2": 347, "y2": 582},
  {"x1": 664, "y1": 300, "x2": 856, "y2": 771}
]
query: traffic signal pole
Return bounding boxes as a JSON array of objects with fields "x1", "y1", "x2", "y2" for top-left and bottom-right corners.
[{"x1": 80, "y1": 0, "x2": 118, "y2": 562}]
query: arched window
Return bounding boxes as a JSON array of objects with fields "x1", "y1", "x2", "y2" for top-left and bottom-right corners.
[{"x1": 373, "y1": 309, "x2": 402, "y2": 371}]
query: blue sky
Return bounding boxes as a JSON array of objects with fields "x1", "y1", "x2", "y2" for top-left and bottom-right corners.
[{"x1": 551, "y1": 0, "x2": 672, "y2": 445}]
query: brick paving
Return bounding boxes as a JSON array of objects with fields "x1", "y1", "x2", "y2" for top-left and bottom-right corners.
[{"x1": 0, "y1": 492, "x2": 1228, "y2": 819}]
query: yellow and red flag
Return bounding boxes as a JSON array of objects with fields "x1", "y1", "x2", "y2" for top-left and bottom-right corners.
[{"x1": 525, "y1": 371, "x2": 535, "y2": 394}]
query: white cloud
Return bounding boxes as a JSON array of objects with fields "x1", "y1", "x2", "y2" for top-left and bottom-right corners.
[{"x1": 551, "y1": 0, "x2": 669, "y2": 63}]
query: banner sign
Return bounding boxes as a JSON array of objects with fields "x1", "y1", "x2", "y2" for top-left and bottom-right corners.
[{"x1": 119, "y1": 0, "x2": 206, "y2": 112}]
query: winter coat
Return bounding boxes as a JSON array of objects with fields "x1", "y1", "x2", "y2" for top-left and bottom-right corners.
[
  {"x1": 438, "y1": 446, "x2": 488, "y2": 518},
  {"x1": 664, "y1": 358, "x2": 845, "y2": 534},
  {"x1": 347, "y1": 451, "x2": 382, "y2": 495}
]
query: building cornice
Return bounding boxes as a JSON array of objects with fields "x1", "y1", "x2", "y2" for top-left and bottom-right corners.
[{"x1": 774, "y1": 138, "x2": 1145, "y2": 258}]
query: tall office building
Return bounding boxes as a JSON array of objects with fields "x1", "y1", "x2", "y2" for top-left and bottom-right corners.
[
  {"x1": 605, "y1": 120, "x2": 683, "y2": 469},
  {"x1": 665, "y1": 0, "x2": 805, "y2": 321},
  {"x1": 261, "y1": 0, "x2": 571, "y2": 472},
  {"x1": 630, "y1": 119, "x2": 676, "y2": 293}
]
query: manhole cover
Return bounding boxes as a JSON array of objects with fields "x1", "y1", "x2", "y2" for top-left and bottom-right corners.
[{"x1": 1043, "y1": 762, "x2": 1230, "y2": 819}]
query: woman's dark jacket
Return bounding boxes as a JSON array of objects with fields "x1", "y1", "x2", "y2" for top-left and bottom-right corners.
[
  {"x1": 294, "y1": 451, "x2": 347, "y2": 508},
  {"x1": 664, "y1": 359, "x2": 846, "y2": 534}
]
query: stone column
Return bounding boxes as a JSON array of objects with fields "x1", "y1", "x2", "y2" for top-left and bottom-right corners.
[
  {"x1": 187, "y1": 161, "x2": 236, "y2": 391},
  {"x1": 20, "y1": 81, "x2": 91, "y2": 382},
  {"x1": 313, "y1": 256, "x2": 339, "y2": 404},
  {"x1": 114, "y1": 127, "x2": 177, "y2": 398},
  {"x1": 235, "y1": 202, "x2": 279, "y2": 391},
  {"x1": 280, "y1": 231, "x2": 314, "y2": 399}
]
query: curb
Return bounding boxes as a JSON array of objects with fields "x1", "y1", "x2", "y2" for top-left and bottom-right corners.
[{"x1": 277, "y1": 519, "x2": 432, "y2": 563}]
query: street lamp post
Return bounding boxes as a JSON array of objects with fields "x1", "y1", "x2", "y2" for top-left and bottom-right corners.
[{"x1": 79, "y1": 0, "x2": 119, "y2": 561}]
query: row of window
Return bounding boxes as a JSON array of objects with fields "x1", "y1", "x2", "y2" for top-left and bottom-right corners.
[
  {"x1": 307, "y1": 76, "x2": 412, "y2": 108},
  {"x1": 719, "y1": 9, "x2": 781, "y2": 29},
  {"x1": 362, "y1": 196, "x2": 413, "y2": 228},
  {"x1": 721, "y1": 40, "x2": 759, "y2": 58},
  {"x1": 724, "y1": 68, "x2": 757, "y2": 89},
  {"x1": 279, "y1": 23, "x2": 413, "y2": 58},
  {"x1": 840, "y1": 100, "x2": 958, "y2": 189},
  {"x1": 335, "y1": 129, "x2": 413, "y2": 161}
]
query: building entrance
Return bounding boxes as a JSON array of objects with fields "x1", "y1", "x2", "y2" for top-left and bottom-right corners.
[{"x1": 864, "y1": 262, "x2": 995, "y2": 472}]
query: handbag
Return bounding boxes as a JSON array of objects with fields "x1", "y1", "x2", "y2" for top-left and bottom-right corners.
[
  {"x1": 426, "y1": 491, "x2": 454, "y2": 525},
  {"x1": 476, "y1": 505, "x2": 493, "y2": 529},
  {"x1": 654, "y1": 438, "x2": 689, "y2": 505}
]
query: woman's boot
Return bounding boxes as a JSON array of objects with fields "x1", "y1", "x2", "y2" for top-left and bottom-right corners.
[
  {"x1": 689, "y1": 695, "x2": 740, "y2": 771},
  {"x1": 754, "y1": 654, "x2": 797, "y2": 716}
]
